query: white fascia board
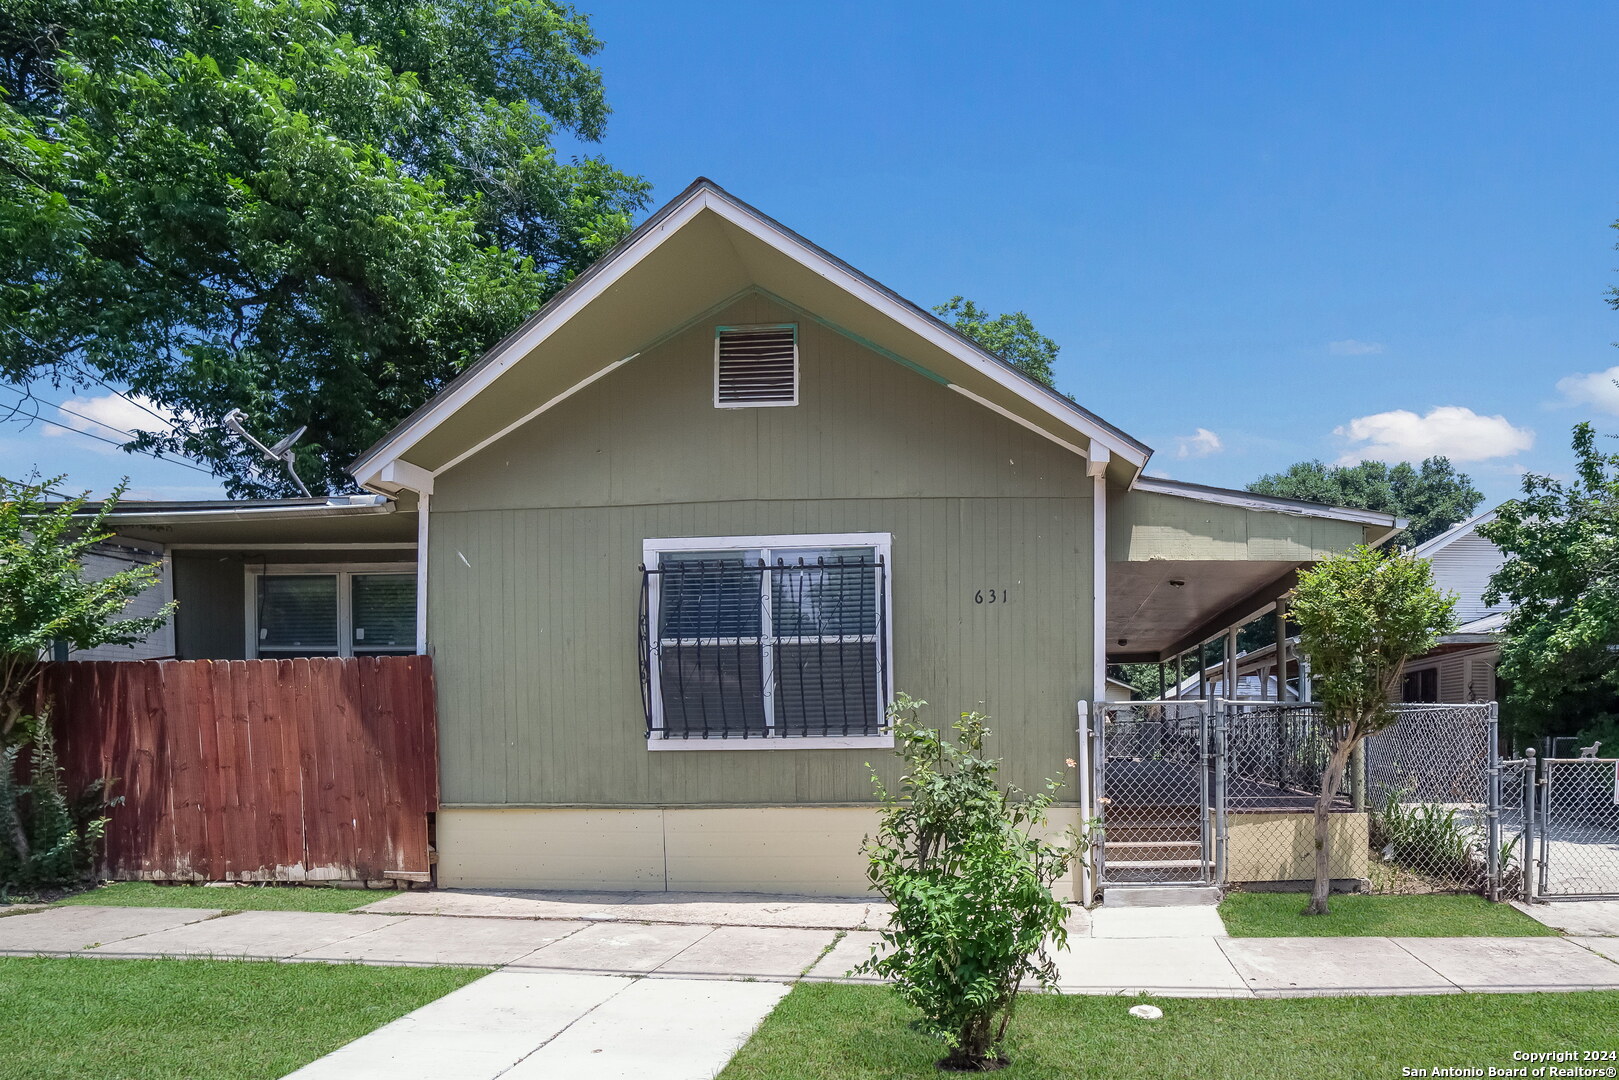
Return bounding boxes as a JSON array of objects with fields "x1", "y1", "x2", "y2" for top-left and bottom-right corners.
[
  {"x1": 354, "y1": 183, "x2": 1151, "y2": 486},
  {"x1": 1131, "y1": 475, "x2": 1403, "y2": 530}
]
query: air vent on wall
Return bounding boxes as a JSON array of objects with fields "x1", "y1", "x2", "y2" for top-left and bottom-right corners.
[{"x1": 715, "y1": 325, "x2": 798, "y2": 407}]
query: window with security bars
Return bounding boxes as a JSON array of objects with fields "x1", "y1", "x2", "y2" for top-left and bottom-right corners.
[
  {"x1": 638, "y1": 536, "x2": 890, "y2": 741},
  {"x1": 714, "y1": 324, "x2": 797, "y2": 407}
]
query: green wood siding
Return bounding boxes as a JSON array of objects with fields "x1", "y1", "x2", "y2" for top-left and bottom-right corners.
[
  {"x1": 430, "y1": 294, "x2": 1095, "y2": 807},
  {"x1": 172, "y1": 554, "x2": 245, "y2": 660},
  {"x1": 1108, "y1": 489, "x2": 1367, "y2": 563}
]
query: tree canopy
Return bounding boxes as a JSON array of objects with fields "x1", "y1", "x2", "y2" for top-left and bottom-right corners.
[
  {"x1": 933, "y1": 297, "x2": 1060, "y2": 389},
  {"x1": 1480, "y1": 423, "x2": 1619, "y2": 744},
  {"x1": 1, "y1": 0, "x2": 648, "y2": 495},
  {"x1": 1247, "y1": 457, "x2": 1483, "y2": 547}
]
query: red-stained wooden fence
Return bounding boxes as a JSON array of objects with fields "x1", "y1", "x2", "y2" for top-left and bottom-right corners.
[{"x1": 35, "y1": 657, "x2": 438, "y2": 883}]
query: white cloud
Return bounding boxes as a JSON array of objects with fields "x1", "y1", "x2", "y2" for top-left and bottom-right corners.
[
  {"x1": 42, "y1": 392, "x2": 179, "y2": 450},
  {"x1": 1329, "y1": 339, "x2": 1385, "y2": 356},
  {"x1": 1334, "y1": 406, "x2": 1533, "y2": 464},
  {"x1": 1174, "y1": 427, "x2": 1224, "y2": 459},
  {"x1": 1555, "y1": 366, "x2": 1619, "y2": 415}
]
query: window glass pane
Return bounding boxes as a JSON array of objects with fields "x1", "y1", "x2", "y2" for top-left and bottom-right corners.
[
  {"x1": 258, "y1": 575, "x2": 337, "y2": 653},
  {"x1": 658, "y1": 646, "x2": 768, "y2": 737},
  {"x1": 774, "y1": 642, "x2": 880, "y2": 736},
  {"x1": 658, "y1": 550, "x2": 762, "y2": 639},
  {"x1": 352, "y1": 574, "x2": 416, "y2": 653},
  {"x1": 771, "y1": 547, "x2": 877, "y2": 637}
]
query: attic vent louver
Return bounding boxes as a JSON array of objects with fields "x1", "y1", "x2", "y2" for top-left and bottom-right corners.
[{"x1": 715, "y1": 325, "x2": 798, "y2": 407}]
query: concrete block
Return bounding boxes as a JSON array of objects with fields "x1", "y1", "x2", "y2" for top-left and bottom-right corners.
[
  {"x1": 90, "y1": 911, "x2": 400, "y2": 959},
  {"x1": 509, "y1": 922, "x2": 714, "y2": 974},
  {"x1": 1511, "y1": 900, "x2": 1619, "y2": 937},
  {"x1": 804, "y1": 931, "x2": 889, "y2": 982},
  {"x1": 0, "y1": 906, "x2": 222, "y2": 954},
  {"x1": 1394, "y1": 937, "x2": 1619, "y2": 992},
  {"x1": 290, "y1": 915, "x2": 586, "y2": 967},
  {"x1": 502, "y1": 976, "x2": 789, "y2": 1080},
  {"x1": 650, "y1": 925, "x2": 836, "y2": 979},
  {"x1": 1055, "y1": 936, "x2": 1250, "y2": 996},
  {"x1": 1088, "y1": 905, "x2": 1226, "y2": 938},
  {"x1": 1219, "y1": 937, "x2": 1454, "y2": 996}
]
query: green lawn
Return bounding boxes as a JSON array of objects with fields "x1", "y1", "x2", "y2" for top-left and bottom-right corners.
[
  {"x1": 55, "y1": 881, "x2": 385, "y2": 913},
  {"x1": 0, "y1": 956, "x2": 486, "y2": 1080},
  {"x1": 719, "y1": 983, "x2": 1619, "y2": 1080},
  {"x1": 1217, "y1": 891, "x2": 1559, "y2": 937}
]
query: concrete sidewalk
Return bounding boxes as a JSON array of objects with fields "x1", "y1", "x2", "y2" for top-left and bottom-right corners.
[{"x1": 2, "y1": 897, "x2": 1617, "y2": 995}]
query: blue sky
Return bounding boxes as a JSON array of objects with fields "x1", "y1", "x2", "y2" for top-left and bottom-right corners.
[{"x1": 8, "y1": 1, "x2": 1619, "y2": 505}]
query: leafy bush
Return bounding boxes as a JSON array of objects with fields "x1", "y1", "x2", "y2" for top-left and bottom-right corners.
[
  {"x1": 0, "y1": 714, "x2": 117, "y2": 893},
  {"x1": 1369, "y1": 787, "x2": 1505, "y2": 894},
  {"x1": 857, "y1": 695, "x2": 1082, "y2": 1072}
]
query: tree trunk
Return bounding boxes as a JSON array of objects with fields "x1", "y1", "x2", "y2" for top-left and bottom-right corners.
[{"x1": 1304, "y1": 737, "x2": 1357, "y2": 916}]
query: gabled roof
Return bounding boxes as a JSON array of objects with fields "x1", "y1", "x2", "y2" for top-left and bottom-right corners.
[
  {"x1": 347, "y1": 178, "x2": 1152, "y2": 490},
  {"x1": 1408, "y1": 507, "x2": 1501, "y2": 559}
]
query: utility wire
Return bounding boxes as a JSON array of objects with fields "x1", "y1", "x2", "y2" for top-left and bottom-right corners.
[{"x1": 0, "y1": 389, "x2": 219, "y2": 477}]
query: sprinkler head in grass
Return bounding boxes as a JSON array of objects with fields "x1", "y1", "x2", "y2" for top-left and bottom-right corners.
[{"x1": 1128, "y1": 1005, "x2": 1164, "y2": 1020}]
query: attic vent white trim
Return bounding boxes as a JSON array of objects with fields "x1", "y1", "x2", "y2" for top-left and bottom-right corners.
[{"x1": 715, "y1": 324, "x2": 798, "y2": 407}]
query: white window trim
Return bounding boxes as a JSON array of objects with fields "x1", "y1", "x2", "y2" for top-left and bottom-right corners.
[
  {"x1": 244, "y1": 562, "x2": 417, "y2": 658},
  {"x1": 642, "y1": 531, "x2": 894, "y2": 750},
  {"x1": 713, "y1": 323, "x2": 799, "y2": 409}
]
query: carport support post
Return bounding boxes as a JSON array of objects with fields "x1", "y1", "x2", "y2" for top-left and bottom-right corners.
[
  {"x1": 1274, "y1": 599, "x2": 1289, "y2": 702},
  {"x1": 1225, "y1": 626, "x2": 1239, "y2": 699},
  {"x1": 1350, "y1": 744, "x2": 1366, "y2": 811}
]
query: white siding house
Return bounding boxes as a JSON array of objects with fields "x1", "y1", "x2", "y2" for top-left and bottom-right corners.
[{"x1": 1397, "y1": 510, "x2": 1506, "y2": 704}]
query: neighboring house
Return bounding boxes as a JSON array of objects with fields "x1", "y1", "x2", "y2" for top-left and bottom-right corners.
[
  {"x1": 1395, "y1": 509, "x2": 1505, "y2": 704},
  {"x1": 84, "y1": 179, "x2": 1401, "y2": 896}
]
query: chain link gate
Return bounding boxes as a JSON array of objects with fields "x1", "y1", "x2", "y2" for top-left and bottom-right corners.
[
  {"x1": 1087, "y1": 699, "x2": 1529, "y2": 900},
  {"x1": 1531, "y1": 754, "x2": 1619, "y2": 901},
  {"x1": 1091, "y1": 700, "x2": 1215, "y2": 887}
]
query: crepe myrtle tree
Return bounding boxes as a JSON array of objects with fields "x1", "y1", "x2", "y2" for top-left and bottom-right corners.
[
  {"x1": 858, "y1": 694, "x2": 1082, "y2": 1072},
  {"x1": 1289, "y1": 545, "x2": 1456, "y2": 915},
  {"x1": 0, "y1": 475, "x2": 173, "y2": 736}
]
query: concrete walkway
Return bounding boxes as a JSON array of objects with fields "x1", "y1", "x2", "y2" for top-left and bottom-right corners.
[{"x1": 4, "y1": 893, "x2": 1619, "y2": 1078}]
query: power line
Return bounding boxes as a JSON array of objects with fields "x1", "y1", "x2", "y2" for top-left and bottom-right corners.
[{"x1": 0, "y1": 390, "x2": 219, "y2": 477}]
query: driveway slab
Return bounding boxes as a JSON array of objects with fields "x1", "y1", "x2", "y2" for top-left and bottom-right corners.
[
  {"x1": 1575, "y1": 938, "x2": 1618, "y2": 962},
  {"x1": 359, "y1": 888, "x2": 882, "y2": 929},
  {"x1": 92, "y1": 911, "x2": 399, "y2": 959},
  {"x1": 1055, "y1": 937, "x2": 1250, "y2": 996},
  {"x1": 1395, "y1": 937, "x2": 1619, "y2": 992},
  {"x1": 1512, "y1": 900, "x2": 1619, "y2": 937},
  {"x1": 509, "y1": 921, "x2": 713, "y2": 974},
  {"x1": 290, "y1": 915, "x2": 586, "y2": 967},
  {"x1": 501, "y1": 976, "x2": 789, "y2": 1080},
  {"x1": 1220, "y1": 937, "x2": 1453, "y2": 997},
  {"x1": 0, "y1": 905, "x2": 222, "y2": 954},
  {"x1": 650, "y1": 925, "x2": 836, "y2": 979},
  {"x1": 284, "y1": 970, "x2": 630, "y2": 1080},
  {"x1": 1087, "y1": 905, "x2": 1226, "y2": 938},
  {"x1": 804, "y1": 930, "x2": 888, "y2": 982}
]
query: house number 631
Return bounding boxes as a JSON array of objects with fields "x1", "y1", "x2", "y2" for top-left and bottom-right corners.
[{"x1": 974, "y1": 588, "x2": 1008, "y2": 604}]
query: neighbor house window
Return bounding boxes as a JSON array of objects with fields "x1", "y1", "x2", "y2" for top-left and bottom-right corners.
[
  {"x1": 1402, "y1": 667, "x2": 1439, "y2": 703},
  {"x1": 249, "y1": 566, "x2": 416, "y2": 658},
  {"x1": 714, "y1": 324, "x2": 797, "y2": 407},
  {"x1": 638, "y1": 533, "x2": 892, "y2": 748}
]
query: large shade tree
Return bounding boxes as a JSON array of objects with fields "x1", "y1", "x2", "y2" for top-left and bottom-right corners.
[
  {"x1": 1248, "y1": 458, "x2": 1483, "y2": 548},
  {"x1": 933, "y1": 297, "x2": 1061, "y2": 389},
  {"x1": 1, "y1": 0, "x2": 648, "y2": 495},
  {"x1": 1480, "y1": 423, "x2": 1619, "y2": 745}
]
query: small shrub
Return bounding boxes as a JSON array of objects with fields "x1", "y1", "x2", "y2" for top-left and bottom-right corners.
[
  {"x1": 0, "y1": 714, "x2": 117, "y2": 893},
  {"x1": 857, "y1": 694, "x2": 1083, "y2": 1072}
]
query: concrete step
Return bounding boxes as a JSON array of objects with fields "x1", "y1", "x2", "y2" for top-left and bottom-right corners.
[
  {"x1": 1103, "y1": 841, "x2": 1203, "y2": 861},
  {"x1": 1101, "y1": 885, "x2": 1223, "y2": 908}
]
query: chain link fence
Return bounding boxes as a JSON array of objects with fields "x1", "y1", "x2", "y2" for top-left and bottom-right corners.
[
  {"x1": 1088, "y1": 699, "x2": 1517, "y2": 898},
  {"x1": 1534, "y1": 756, "x2": 1619, "y2": 901}
]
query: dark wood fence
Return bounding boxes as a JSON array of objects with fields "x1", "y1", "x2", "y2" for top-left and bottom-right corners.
[{"x1": 36, "y1": 657, "x2": 438, "y2": 884}]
